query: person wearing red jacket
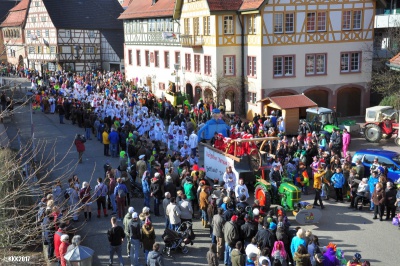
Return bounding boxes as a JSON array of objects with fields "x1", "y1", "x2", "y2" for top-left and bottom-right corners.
[
  {"x1": 59, "y1": 234, "x2": 70, "y2": 266},
  {"x1": 214, "y1": 134, "x2": 225, "y2": 151},
  {"x1": 74, "y1": 134, "x2": 86, "y2": 163},
  {"x1": 53, "y1": 224, "x2": 65, "y2": 263}
]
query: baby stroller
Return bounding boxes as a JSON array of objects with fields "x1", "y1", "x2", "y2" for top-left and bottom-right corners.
[
  {"x1": 162, "y1": 221, "x2": 194, "y2": 257},
  {"x1": 129, "y1": 179, "x2": 144, "y2": 198}
]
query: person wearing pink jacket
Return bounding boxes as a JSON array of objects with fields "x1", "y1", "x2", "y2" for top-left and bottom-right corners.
[{"x1": 342, "y1": 128, "x2": 351, "y2": 156}]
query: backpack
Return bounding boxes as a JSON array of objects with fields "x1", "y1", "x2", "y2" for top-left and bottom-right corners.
[
  {"x1": 64, "y1": 189, "x2": 70, "y2": 199},
  {"x1": 118, "y1": 185, "x2": 126, "y2": 198}
]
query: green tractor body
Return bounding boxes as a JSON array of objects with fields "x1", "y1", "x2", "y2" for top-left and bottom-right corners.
[
  {"x1": 305, "y1": 107, "x2": 339, "y2": 134},
  {"x1": 278, "y1": 181, "x2": 301, "y2": 211}
]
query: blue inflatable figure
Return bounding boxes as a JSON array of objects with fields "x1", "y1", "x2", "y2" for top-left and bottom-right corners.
[{"x1": 197, "y1": 109, "x2": 230, "y2": 141}]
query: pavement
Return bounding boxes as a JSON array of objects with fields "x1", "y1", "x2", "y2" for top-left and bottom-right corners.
[{"x1": 1, "y1": 76, "x2": 399, "y2": 265}]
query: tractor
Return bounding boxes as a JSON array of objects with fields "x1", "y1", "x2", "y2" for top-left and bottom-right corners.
[
  {"x1": 304, "y1": 107, "x2": 340, "y2": 134},
  {"x1": 254, "y1": 169, "x2": 301, "y2": 212},
  {"x1": 363, "y1": 106, "x2": 400, "y2": 145}
]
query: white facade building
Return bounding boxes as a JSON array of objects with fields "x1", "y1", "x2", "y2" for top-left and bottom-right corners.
[{"x1": 120, "y1": 0, "x2": 375, "y2": 117}]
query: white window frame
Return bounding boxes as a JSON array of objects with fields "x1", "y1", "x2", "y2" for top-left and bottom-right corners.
[
  {"x1": 203, "y1": 16, "x2": 210, "y2": 36},
  {"x1": 247, "y1": 56, "x2": 257, "y2": 77},
  {"x1": 29, "y1": 46, "x2": 35, "y2": 54},
  {"x1": 342, "y1": 11, "x2": 352, "y2": 30},
  {"x1": 317, "y1": 12, "x2": 326, "y2": 31},
  {"x1": 224, "y1": 56, "x2": 235, "y2": 76},
  {"x1": 248, "y1": 15, "x2": 257, "y2": 35},
  {"x1": 273, "y1": 55, "x2": 295, "y2": 77},
  {"x1": 249, "y1": 92, "x2": 257, "y2": 104},
  {"x1": 353, "y1": 10, "x2": 362, "y2": 30},
  {"x1": 274, "y1": 13, "x2": 283, "y2": 33},
  {"x1": 340, "y1": 52, "x2": 361, "y2": 73},
  {"x1": 285, "y1": 13, "x2": 294, "y2": 33},
  {"x1": 223, "y1": 15, "x2": 234, "y2": 35},
  {"x1": 85, "y1": 46, "x2": 95, "y2": 54},
  {"x1": 305, "y1": 53, "x2": 327, "y2": 75}
]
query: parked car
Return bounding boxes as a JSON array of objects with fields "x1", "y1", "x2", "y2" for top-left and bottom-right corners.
[{"x1": 352, "y1": 149, "x2": 400, "y2": 182}]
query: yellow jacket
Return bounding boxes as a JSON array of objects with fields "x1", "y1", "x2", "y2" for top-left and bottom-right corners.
[
  {"x1": 102, "y1": 131, "x2": 110, "y2": 145},
  {"x1": 313, "y1": 170, "x2": 329, "y2": 189}
]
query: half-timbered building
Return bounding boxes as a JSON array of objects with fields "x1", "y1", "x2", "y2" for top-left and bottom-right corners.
[
  {"x1": 120, "y1": 0, "x2": 374, "y2": 116},
  {"x1": 1, "y1": 0, "x2": 28, "y2": 67},
  {"x1": 250, "y1": 0, "x2": 374, "y2": 117},
  {"x1": 24, "y1": 0, "x2": 124, "y2": 73},
  {"x1": 120, "y1": 0, "x2": 245, "y2": 114},
  {"x1": 119, "y1": 0, "x2": 182, "y2": 98}
]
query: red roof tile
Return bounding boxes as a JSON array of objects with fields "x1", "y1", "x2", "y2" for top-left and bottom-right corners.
[
  {"x1": 1, "y1": 0, "x2": 29, "y2": 27},
  {"x1": 239, "y1": 0, "x2": 265, "y2": 11},
  {"x1": 266, "y1": 95, "x2": 317, "y2": 109},
  {"x1": 118, "y1": 0, "x2": 175, "y2": 20},
  {"x1": 10, "y1": 0, "x2": 29, "y2": 11},
  {"x1": 207, "y1": 0, "x2": 243, "y2": 12},
  {"x1": 389, "y1": 53, "x2": 400, "y2": 66},
  {"x1": 121, "y1": 0, "x2": 133, "y2": 8}
]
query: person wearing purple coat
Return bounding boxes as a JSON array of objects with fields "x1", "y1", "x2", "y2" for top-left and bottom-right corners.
[{"x1": 322, "y1": 248, "x2": 339, "y2": 266}]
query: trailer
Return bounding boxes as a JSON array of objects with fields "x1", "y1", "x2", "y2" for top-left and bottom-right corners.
[{"x1": 201, "y1": 136, "x2": 280, "y2": 184}]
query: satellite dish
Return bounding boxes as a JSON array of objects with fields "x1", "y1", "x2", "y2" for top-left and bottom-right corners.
[{"x1": 30, "y1": 34, "x2": 37, "y2": 41}]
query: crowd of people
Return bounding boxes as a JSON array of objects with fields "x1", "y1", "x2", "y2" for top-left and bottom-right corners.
[{"x1": 31, "y1": 69, "x2": 400, "y2": 266}]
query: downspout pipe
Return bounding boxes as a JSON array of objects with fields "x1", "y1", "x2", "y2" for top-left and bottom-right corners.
[{"x1": 237, "y1": 12, "x2": 245, "y2": 116}]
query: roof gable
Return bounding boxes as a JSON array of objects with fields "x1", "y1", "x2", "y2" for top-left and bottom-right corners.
[
  {"x1": 261, "y1": 95, "x2": 317, "y2": 109},
  {"x1": 10, "y1": 0, "x2": 27, "y2": 11},
  {"x1": 0, "y1": 0, "x2": 27, "y2": 27},
  {"x1": 119, "y1": 0, "x2": 175, "y2": 20},
  {"x1": 41, "y1": 0, "x2": 123, "y2": 30},
  {"x1": 207, "y1": 0, "x2": 243, "y2": 12},
  {"x1": 239, "y1": 0, "x2": 266, "y2": 12}
]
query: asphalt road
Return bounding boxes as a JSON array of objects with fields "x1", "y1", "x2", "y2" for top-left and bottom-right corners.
[{"x1": 2, "y1": 77, "x2": 398, "y2": 265}]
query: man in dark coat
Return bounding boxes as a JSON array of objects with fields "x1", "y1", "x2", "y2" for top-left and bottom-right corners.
[
  {"x1": 255, "y1": 219, "x2": 276, "y2": 250},
  {"x1": 150, "y1": 174, "x2": 163, "y2": 216},
  {"x1": 240, "y1": 215, "x2": 257, "y2": 248},
  {"x1": 385, "y1": 182, "x2": 397, "y2": 220}
]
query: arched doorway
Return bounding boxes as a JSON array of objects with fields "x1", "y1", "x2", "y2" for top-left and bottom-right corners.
[
  {"x1": 337, "y1": 87, "x2": 361, "y2": 116},
  {"x1": 269, "y1": 91, "x2": 295, "y2": 97},
  {"x1": 225, "y1": 91, "x2": 235, "y2": 112},
  {"x1": 18, "y1": 55, "x2": 24, "y2": 68},
  {"x1": 185, "y1": 83, "x2": 193, "y2": 103},
  {"x1": 194, "y1": 86, "x2": 202, "y2": 104},
  {"x1": 204, "y1": 88, "x2": 213, "y2": 103},
  {"x1": 305, "y1": 90, "x2": 329, "y2": 108}
]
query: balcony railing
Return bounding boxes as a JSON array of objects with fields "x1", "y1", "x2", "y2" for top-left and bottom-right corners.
[
  {"x1": 376, "y1": 8, "x2": 400, "y2": 15},
  {"x1": 180, "y1": 35, "x2": 204, "y2": 48}
]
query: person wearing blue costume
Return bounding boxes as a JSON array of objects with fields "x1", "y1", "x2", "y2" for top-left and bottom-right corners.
[
  {"x1": 197, "y1": 108, "x2": 230, "y2": 141},
  {"x1": 368, "y1": 170, "x2": 379, "y2": 211}
]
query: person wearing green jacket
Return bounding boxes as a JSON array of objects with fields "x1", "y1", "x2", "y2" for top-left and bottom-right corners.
[{"x1": 183, "y1": 177, "x2": 196, "y2": 203}]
